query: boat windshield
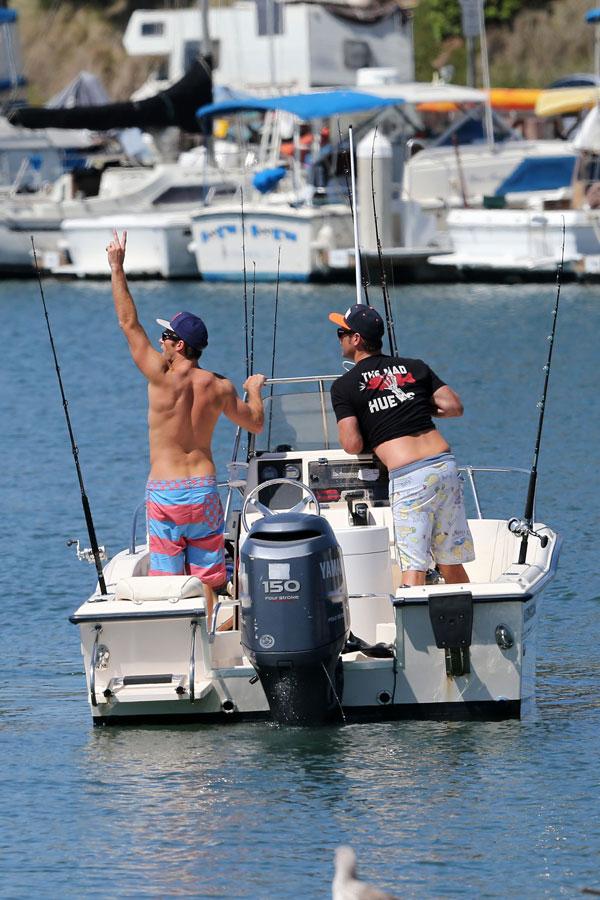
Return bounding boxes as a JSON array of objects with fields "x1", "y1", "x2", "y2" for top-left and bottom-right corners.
[{"x1": 255, "y1": 388, "x2": 341, "y2": 453}]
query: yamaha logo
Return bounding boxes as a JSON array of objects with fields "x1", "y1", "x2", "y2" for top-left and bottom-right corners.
[{"x1": 259, "y1": 634, "x2": 275, "y2": 649}]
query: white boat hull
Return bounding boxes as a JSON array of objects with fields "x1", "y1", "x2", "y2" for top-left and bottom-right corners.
[
  {"x1": 72, "y1": 587, "x2": 546, "y2": 725},
  {"x1": 72, "y1": 512, "x2": 559, "y2": 725},
  {"x1": 430, "y1": 207, "x2": 600, "y2": 274},
  {"x1": 71, "y1": 387, "x2": 560, "y2": 727},
  {"x1": 0, "y1": 222, "x2": 61, "y2": 272},
  {"x1": 57, "y1": 213, "x2": 199, "y2": 278},
  {"x1": 189, "y1": 204, "x2": 353, "y2": 281}
]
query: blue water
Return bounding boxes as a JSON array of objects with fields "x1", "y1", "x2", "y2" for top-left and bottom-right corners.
[{"x1": 1, "y1": 277, "x2": 599, "y2": 898}]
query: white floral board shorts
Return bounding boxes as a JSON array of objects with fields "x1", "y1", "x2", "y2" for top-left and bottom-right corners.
[{"x1": 389, "y1": 452, "x2": 475, "y2": 572}]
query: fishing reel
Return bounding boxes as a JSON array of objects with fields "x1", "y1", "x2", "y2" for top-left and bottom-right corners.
[
  {"x1": 507, "y1": 518, "x2": 549, "y2": 548},
  {"x1": 67, "y1": 538, "x2": 107, "y2": 564}
]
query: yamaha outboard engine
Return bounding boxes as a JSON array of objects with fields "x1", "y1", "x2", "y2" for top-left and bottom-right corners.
[{"x1": 240, "y1": 513, "x2": 349, "y2": 725}]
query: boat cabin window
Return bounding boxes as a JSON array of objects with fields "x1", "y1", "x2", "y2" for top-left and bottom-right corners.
[
  {"x1": 343, "y1": 40, "x2": 371, "y2": 70},
  {"x1": 152, "y1": 185, "x2": 211, "y2": 205},
  {"x1": 255, "y1": 392, "x2": 341, "y2": 453},
  {"x1": 141, "y1": 21, "x2": 164, "y2": 36},
  {"x1": 256, "y1": 0, "x2": 283, "y2": 36}
]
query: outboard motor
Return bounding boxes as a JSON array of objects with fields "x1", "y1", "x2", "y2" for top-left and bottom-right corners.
[{"x1": 240, "y1": 513, "x2": 349, "y2": 725}]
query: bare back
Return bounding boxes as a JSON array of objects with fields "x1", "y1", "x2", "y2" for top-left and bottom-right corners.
[
  {"x1": 373, "y1": 429, "x2": 450, "y2": 471},
  {"x1": 148, "y1": 366, "x2": 228, "y2": 480},
  {"x1": 107, "y1": 230, "x2": 266, "y2": 485}
]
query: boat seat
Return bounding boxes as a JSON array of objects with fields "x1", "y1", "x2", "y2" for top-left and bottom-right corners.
[{"x1": 114, "y1": 575, "x2": 205, "y2": 604}]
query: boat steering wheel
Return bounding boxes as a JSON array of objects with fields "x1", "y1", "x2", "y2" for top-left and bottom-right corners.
[{"x1": 241, "y1": 478, "x2": 320, "y2": 532}]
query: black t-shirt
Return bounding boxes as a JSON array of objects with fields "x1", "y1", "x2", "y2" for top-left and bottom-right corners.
[{"x1": 330, "y1": 355, "x2": 446, "y2": 450}]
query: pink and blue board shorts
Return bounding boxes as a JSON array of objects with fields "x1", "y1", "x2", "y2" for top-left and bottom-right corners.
[
  {"x1": 390, "y1": 452, "x2": 475, "y2": 573},
  {"x1": 146, "y1": 475, "x2": 226, "y2": 586}
]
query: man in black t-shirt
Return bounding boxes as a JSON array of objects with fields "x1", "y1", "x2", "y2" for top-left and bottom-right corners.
[{"x1": 329, "y1": 304, "x2": 474, "y2": 587}]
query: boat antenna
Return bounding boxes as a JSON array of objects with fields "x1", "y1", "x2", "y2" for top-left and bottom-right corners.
[
  {"x1": 241, "y1": 186, "x2": 250, "y2": 378},
  {"x1": 338, "y1": 120, "x2": 369, "y2": 306},
  {"x1": 31, "y1": 237, "x2": 107, "y2": 595},
  {"x1": 266, "y1": 245, "x2": 281, "y2": 450},
  {"x1": 348, "y1": 124, "x2": 369, "y2": 306},
  {"x1": 509, "y1": 223, "x2": 564, "y2": 564},
  {"x1": 370, "y1": 126, "x2": 398, "y2": 356}
]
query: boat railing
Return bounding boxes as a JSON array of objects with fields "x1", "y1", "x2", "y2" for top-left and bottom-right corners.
[
  {"x1": 458, "y1": 466, "x2": 532, "y2": 520},
  {"x1": 221, "y1": 376, "x2": 536, "y2": 525},
  {"x1": 128, "y1": 500, "x2": 147, "y2": 555}
]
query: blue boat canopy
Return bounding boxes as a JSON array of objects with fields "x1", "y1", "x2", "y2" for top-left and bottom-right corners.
[
  {"x1": 585, "y1": 8, "x2": 600, "y2": 22},
  {"x1": 495, "y1": 155, "x2": 576, "y2": 195},
  {"x1": 196, "y1": 89, "x2": 404, "y2": 121}
]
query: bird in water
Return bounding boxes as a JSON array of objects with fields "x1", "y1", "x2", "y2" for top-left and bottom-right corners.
[{"x1": 332, "y1": 846, "x2": 399, "y2": 900}]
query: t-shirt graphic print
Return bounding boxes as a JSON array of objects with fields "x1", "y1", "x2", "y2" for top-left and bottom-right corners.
[{"x1": 331, "y1": 355, "x2": 445, "y2": 451}]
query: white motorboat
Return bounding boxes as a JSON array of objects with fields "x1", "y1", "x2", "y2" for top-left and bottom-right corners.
[
  {"x1": 189, "y1": 198, "x2": 353, "y2": 282},
  {"x1": 52, "y1": 160, "x2": 238, "y2": 279},
  {"x1": 58, "y1": 212, "x2": 199, "y2": 279},
  {"x1": 188, "y1": 84, "x2": 489, "y2": 282},
  {"x1": 0, "y1": 124, "x2": 123, "y2": 273},
  {"x1": 429, "y1": 206, "x2": 600, "y2": 275},
  {"x1": 402, "y1": 139, "x2": 576, "y2": 212},
  {"x1": 70, "y1": 376, "x2": 560, "y2": 726},
  {"x1": 426, "y1": 105, "x2": 600, "y2": 277},
  {"x1": 0, "y1": 159, "x2": 237, "y2": 277}
]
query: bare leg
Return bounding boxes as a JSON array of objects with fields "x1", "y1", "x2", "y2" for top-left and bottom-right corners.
[
  {"x1": 401, "y1": 569, "x2": 427, "y2": 586},
  {"x1": 204, "y1": 584, "x2": 234, "y2": 631},
  {"x1": 438, "y1": 563, "x2": 470, "y2": 584},
  {"x1": 217, "y1": 614, "x2": 234, "y2": 632},
  {"x1": 204, "y1": 584, "x2": 217, "y2": 623}
]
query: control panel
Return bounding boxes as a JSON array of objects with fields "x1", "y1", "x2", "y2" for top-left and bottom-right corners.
[
  {"x1": 256, "y1": 458, "x2": 304, "y2": 510},
  {"x1": 307, "y1": 458, "x2": 389, "y2": 505}
]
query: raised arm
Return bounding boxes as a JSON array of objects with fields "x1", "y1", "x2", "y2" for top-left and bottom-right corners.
[
  {"x1": 431, "y1": 384, "x2": 464, "y2": 418},
  {"x1": 107, "y1": 230, "x2": 163, "y2": 380},
  {"x1": 222, "y1": 373, "x2": 266, "y2": 433}
]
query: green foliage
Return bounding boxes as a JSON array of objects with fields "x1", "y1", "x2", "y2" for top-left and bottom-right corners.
[{"x1": 422, "y1": 0, "x2": 548, "y2": 43}]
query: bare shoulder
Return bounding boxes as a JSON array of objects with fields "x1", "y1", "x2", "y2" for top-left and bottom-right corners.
[
  {"x1": 194, "y1": 368, "x2": 235, "y2": 399},
  {"x1": 195, "y1": 368, "x2": 232, "y2": 386}
]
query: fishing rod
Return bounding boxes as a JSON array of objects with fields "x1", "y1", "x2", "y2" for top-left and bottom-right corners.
[
  {"x1": 31, "y1": 237, "x2": 107, "y2": 595},
  {"x1": 337, "y1": 120, "x2": 369, "y2": 306},
  {"x1": 370, "y1": 126, "x2": 398, "y2": 356},
  {"x1": 508, "y1": 223, "x2": 565, "y2": 564},
  {"x1": 240, "y1": 186, "x2": 250, "y2": 379},
  {"x1": 244, "y1": 259, "x2": 257, "y2": 460},
  {"x1": 249, "y1": 260, "x2": 256, "y2": 376},
  {"x1": 266, "y1": 245, "x2": 281, "y2": 450}
]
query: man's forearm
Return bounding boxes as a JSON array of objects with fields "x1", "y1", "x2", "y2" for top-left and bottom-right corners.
[
  {"x1": 246, "y1": 391, "x2": 265, "y2": 432},
  {"x1": 111, "y1": 264, "x2": 139, "y2": 330}
]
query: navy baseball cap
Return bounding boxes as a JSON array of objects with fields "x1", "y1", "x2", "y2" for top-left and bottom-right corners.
[
  {"x1": 157, "y1": 311, "x2": 208, "y2": 350},
  {"x1": 328, "y1": 304, "x2": 384, "y2": 343}
]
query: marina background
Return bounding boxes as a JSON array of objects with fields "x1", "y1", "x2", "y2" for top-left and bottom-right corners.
[
  {"x1": 1, "y1": 276, "x2": 599, "y2": 897},
  {"x1": 13, "y1": 0, "x2": 599, "y2": 102}
]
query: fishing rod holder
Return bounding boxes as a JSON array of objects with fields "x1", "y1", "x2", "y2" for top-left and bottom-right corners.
[
  {"x1": 507, "y1": 518, "x2": 549, "y2": 548},
  {"x1": 67, "y1": 538, "x2": 107, "y2": 564}
]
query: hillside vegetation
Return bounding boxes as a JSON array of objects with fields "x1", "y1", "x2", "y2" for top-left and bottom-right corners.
[
  {"x1": 414, "y1": 0, "x2": 597, "y2": 86},
  {"x1": 12, "y1": 0, "x2": 600, "y2": 104}
]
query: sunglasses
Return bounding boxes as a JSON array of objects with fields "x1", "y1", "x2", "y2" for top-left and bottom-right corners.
[
  {"x1": 161, "y1": 329, "x2": 180, "y2": 342},
  {"x1": 337, "y1": 328, "x2": 354, "y2": 339}
]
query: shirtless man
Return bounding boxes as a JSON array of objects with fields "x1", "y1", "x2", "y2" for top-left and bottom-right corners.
[
  {"x1": 107, "y1": 231, "x2": 266, "y2": 616},
  {"x1": 329, "y1": 303, "x2": 474, "y2": 587}
]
